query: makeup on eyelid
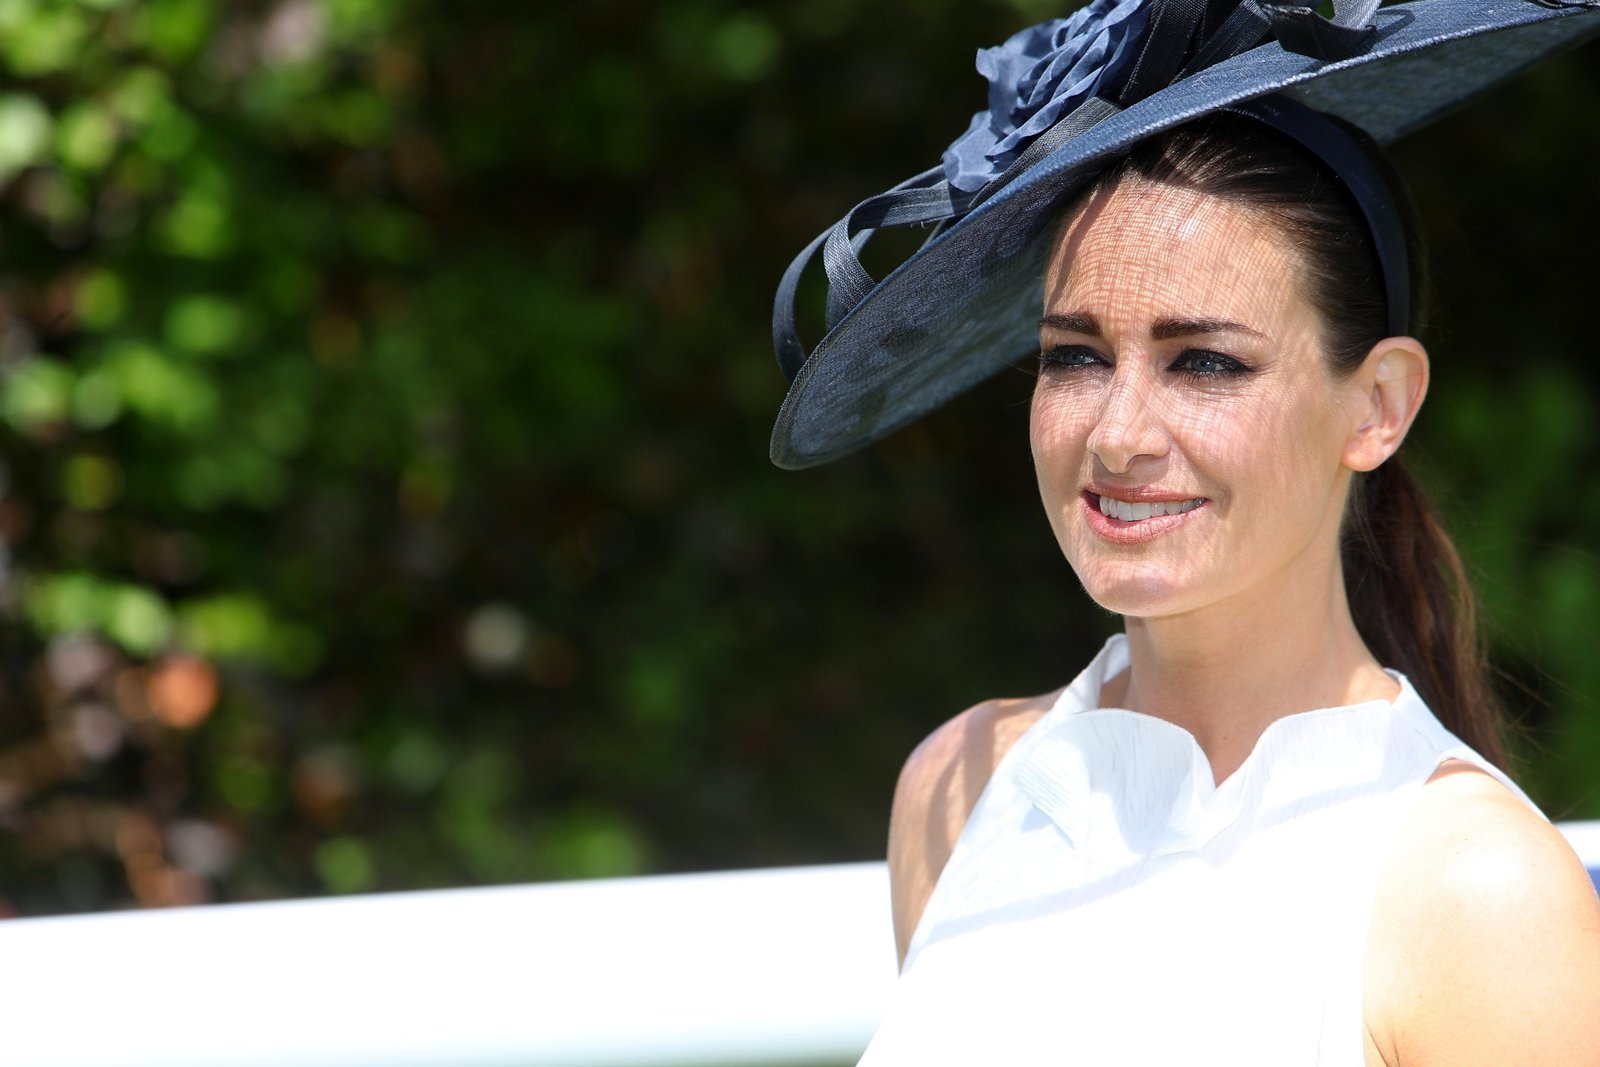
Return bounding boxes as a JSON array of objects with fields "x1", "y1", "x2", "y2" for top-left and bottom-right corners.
[{"x1": 1037, "y1": 345, "x2": 1253, "y2": 378}]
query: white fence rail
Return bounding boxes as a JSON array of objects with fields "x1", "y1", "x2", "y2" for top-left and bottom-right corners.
[
  {"x1": 1, "y1": 822, "x2": 1597, "y2": 1067},
  {"x1": 0, "y1": 862, "x2": 896, "y2": 1067}
]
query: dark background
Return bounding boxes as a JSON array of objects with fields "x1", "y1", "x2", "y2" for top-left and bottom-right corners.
[{"x1": 0, "y1": 0, "x2": 1596, "y2": 915}]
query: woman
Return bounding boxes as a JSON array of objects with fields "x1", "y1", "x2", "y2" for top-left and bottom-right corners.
[
  {"x1": 767, "y1": 2, "x2": 1600, "y2": 1063},
  {"x1": 862, "y1": 107, "x2": 1600, "y2": 1064}
]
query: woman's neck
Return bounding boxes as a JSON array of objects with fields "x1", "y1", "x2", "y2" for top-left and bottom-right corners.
[{"x1": 1104, "y1": 551, "x2": 1399, "y2": 788}]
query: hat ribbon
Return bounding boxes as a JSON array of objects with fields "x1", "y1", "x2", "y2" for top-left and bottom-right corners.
[{"x1": 774, "y1": 0, "x2": 1394, "y2": 383}]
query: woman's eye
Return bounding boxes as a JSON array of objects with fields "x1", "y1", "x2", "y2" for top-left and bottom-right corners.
[
  {"x1": 1038, "y1": 345, "x2": 1106, "y2": 371},
  {"x1": 1170, "y1": 349, "x2": 1248, "y2": 377}
]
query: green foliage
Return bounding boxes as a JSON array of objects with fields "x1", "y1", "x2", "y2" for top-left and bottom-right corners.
[{"x1": 0, "y1": 0, "x2": 1596, "y2": 915}]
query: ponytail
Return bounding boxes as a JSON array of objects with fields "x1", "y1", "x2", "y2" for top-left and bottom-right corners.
[{"x1": 1342, "y1": 458, "x2": 1507, "y2": 768}]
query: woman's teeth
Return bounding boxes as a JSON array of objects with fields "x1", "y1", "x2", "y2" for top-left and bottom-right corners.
[{"x1": 1098, "y1": 495, "x2": 1204, "y2": 521}]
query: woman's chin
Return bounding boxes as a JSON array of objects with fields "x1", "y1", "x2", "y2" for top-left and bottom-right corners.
[{"x1": 1076, "y1": 566, "x2": 1203, "y2": 619}]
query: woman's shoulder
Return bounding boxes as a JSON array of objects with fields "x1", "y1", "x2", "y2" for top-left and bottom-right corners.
[
  {"x1": 1365, "y1": 760, "x2": 1600, "y2": 1066},
  {"x1": 885, "y1": 688, "x2": 1063, "y2": 967}
]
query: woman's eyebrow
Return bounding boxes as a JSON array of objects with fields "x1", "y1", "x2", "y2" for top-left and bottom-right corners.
[
  {"x1": 1150, "y1": 316, "x2": 1265, "y2": 340},
  {"x1": 1038, "y1": 312, "x2": 1265, "y2": 340},
  {"x1": 1038, "y1": 312, "x2": 1101, "y2": 334}
]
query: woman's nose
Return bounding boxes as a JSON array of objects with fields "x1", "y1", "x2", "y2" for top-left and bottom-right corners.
[{"x1": 1085, "y1": 368, "x2": 1168, "y2": 474}]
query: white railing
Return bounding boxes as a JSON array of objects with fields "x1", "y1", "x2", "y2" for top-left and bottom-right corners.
[
  {"x1": 0, "y1": 862, "x2": 896, "y2": 1067},
  {"x1": 1, "y1": 822, "x2": 1596, "y2": 1067}
]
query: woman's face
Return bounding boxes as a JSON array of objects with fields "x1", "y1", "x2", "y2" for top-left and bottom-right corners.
[{"x1": 1031, "y1": 178, "x2": 1368, "y2": 619}]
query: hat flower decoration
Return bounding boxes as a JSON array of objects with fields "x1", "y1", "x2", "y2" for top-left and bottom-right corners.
[
  {"x1": 944, "y1": 0, "x2": 1150, "y2": 194},
  {"x1": 769, "y1": 0, "x2": 1600, "y2": 471}
]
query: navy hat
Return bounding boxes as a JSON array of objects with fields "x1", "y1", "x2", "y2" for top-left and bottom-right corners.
[{"x1": 770, "y1": 0, "x2": 1600, "y2": 470}]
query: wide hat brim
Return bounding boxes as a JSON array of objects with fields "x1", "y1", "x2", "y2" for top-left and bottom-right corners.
[{"x1": 770, "y1": 0, "x2": 1600, "y2": 470}]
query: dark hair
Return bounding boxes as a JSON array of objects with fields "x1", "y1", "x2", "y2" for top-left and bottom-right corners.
[{"x1": 1061, "y1": 111, "x2": 1508, "y2": 768}]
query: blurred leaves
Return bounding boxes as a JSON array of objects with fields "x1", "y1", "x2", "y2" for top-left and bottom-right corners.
[{"x1": 0, "y1": 0, "x2": 1596, "y2": 914}]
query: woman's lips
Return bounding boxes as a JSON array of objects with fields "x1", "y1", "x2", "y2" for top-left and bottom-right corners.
[{"x1": 1080, "y1": 490, "x2": 1209, "y2": 544}]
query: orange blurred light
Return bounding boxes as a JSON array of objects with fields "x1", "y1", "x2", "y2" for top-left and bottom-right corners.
[{"x1": 146, "y1": 656, "x2": 219, "y2": 729}]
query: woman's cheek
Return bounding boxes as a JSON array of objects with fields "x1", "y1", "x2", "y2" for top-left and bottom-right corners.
[{"x1": 1030, "y1": 384, "x2": 1100, "y2": 458}]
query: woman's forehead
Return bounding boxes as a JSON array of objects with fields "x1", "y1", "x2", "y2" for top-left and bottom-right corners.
[{"x1": 1043, "y1": 179, "x2": 1309, "y2": 333}]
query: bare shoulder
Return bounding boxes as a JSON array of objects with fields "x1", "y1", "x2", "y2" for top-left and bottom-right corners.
[
  {"x1": 886, "y1": 689, "x2": 1060, "y2": 969},
  {"x1": 1366, "y1": 759, "x2": 1600, "y2": 1067}
]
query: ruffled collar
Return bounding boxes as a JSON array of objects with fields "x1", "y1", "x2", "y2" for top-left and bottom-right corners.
[{"x1": 1013, "y1": 634, "x2": 1428, "y2": 863}]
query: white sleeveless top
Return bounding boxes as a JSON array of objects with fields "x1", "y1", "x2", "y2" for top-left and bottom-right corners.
[{"x1": 859, "y1": 634, "x2": 1545, "y2": 1066}]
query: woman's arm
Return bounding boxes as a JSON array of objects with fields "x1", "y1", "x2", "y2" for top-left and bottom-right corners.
[
  {"x1": 1368, "y1": 765, "x2": 1600, "y2": 1067},
  {"x1": 885, "y1": 692, "x2": 1059, "y2": 970}
]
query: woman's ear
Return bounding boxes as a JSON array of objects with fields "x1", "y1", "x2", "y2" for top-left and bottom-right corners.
[{"x1": 1343, "y1": 337, "x2": 1429, "y2": 473}]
